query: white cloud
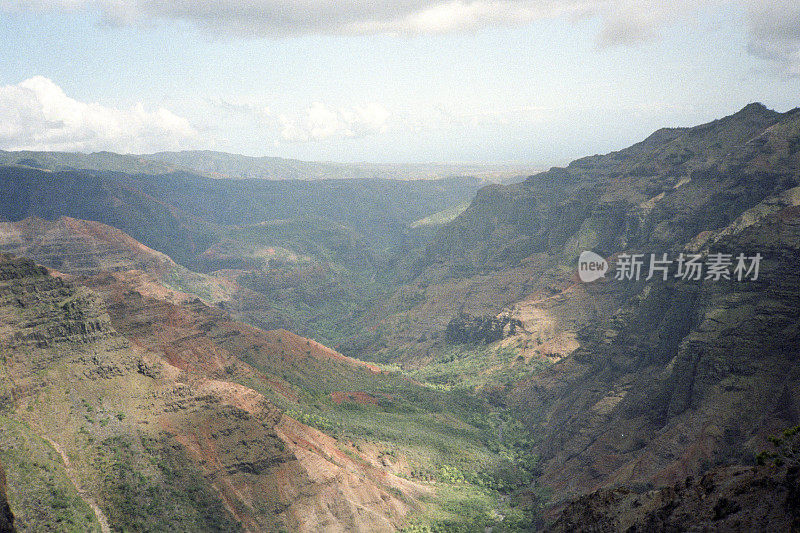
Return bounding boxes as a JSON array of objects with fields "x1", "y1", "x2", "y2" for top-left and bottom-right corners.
[
  {"x1": 350, "y1": 1, "x2": 598, "y2": 35},
  {"x1": 0, "y1": 76, "x2": 200, "y2": 152},
  {"x1": 279, "y1": 102, "x2": 389, "y2": 142}
]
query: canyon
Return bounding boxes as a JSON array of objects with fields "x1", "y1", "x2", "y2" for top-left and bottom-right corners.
[{"x1": 0, "y1": 103, "x2": 798, "y2": 531}]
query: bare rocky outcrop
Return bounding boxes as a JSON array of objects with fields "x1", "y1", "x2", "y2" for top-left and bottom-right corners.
[{"x1": 548, "y1": 460, "x2": 800, "y2": 532}]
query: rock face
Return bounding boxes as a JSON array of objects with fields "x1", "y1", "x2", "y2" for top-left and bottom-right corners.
[
  {"x1": 0, "y1": 253, "x2": 426, "y2": 532},
  {"x1": 482, "y1": 107, "x2": 800, "y2": 517},
  {"x1": 354, "y1": 103, "x2": 800, "y2": 364},
  {"x1": 548, "y1": 459, "x2": 800, "y2": 532},
  {"x1": 348, "y1": 103, "x2": 800, "y2": 524},
  {"x1": 492, "y1": 108, "x2": 800, "y2": 506},
  {"x1": 509, "y1": 184, "x2": 800, "y2": 505},
  {"x1": 0, "y1": 216, "x2": 173, "y2": 275},
  {"x1": 0, "y1": 216, "x2": 236, "y2": 309},
  {"x1": 423, "y1": 103, "x2": 790, "y2": 271}
]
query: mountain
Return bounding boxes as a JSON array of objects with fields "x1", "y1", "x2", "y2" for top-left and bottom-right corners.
[
  {"x1": 548, "y1": 442, "x2": 800, "y2": 532},
  {"x1": 0, "y1": 148, "x2": 532, "y2": 182},
  {"x1": 145, "y1": 150, "x2": 385, "y2": 180},
  {"x1": 145, "y1": 150, "x2": 529, "y2": 181},
  {"x1": 0, "y1": 220, "x2": 529, "y2": 531},
  {"x1": 0, "y1": 145, "x2": 497, "y2": 270},
  {"x1": 0, "y1": 164, "x2": 485, "y2": 344},
  {"x1": 0, "y1": 251, "x2": 434, "y2": 531},
  {"x1": 509, "y1": 185, "x2": 800, "y2": 498},
  {"x1": 0, "y1": 216, "x2": 238, "y2": 318},
  {"x1": 1, "y1": 103, "x2": 799, "y2": 531},
  {"x1": 0, "y1": 150, "x2": 180, "y2": 176},
  {"x1": 0, "y1": 165, "x2": 482, "y2": 257},
  {"x1": 421, "y1": 102, "x2": 793, "y2": 275},
  {"x1": 348, "y1": 103, "x2": 799, "y2": 364},
  {"x1": 0, "y1": 216, "x2": 171, "y2": 274},
  {"x1": 335, "y1": 103, "x2": 800, "y2": 524}
]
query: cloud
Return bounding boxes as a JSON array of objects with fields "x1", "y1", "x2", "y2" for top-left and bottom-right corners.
[
  {"x1": 2, "y1": 0, "x2": 731, "y2": 42},
  {"x1": 0, "y1": 0, "x2": 750, "y2": 45},
  {"x1": 210, "y1": 96, "x2": 272, "y2": 120},
  {"x1": 745, "y1": 0, "x2": 800, "y2": 76},
  {"x1": 279, "y1": 102, "x2": 389, "y2": 142},
  {"x1": 0, "y1": 76, "x2": 200, "y2": 152},
  {"x1": 594, "y1": 0, "x2": 700, "y2": 46},
  {"x1": 5, "y1": 1, "x2": 799, "y2": 76},
  {"x1": 3, "y1": 0, "x2": 599, "y2": 36}
]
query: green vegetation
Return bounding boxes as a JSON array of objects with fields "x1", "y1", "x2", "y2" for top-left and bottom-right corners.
[
  {"x1": 96, "y1": 434, "x2": 241, "y2": 532},
  {"x1": 400, "y1": 483, "x2": 546, "y2": 532},
  {"x1": 756, "y1": 425, "x2": 800, "y2": 467},
  {"x1": 285, "y1": 409, "x2": 336, "y2": 433},
  {"x1": 161, "y1": 268, "x2": 216, "y2": 302},
  {"x1": 409, "y1": 343, "x2": 548, "y2": 390},
  {"x1": 410, "y1": 202, "x2": 471, "y2": 228},
  {"x1": 0, "y1": 415, "x2": 101, "y2": 532},
  {"x1": 230, "y1": 324, "x2": 549, "y2": 530},
  {"x1": 0, "y1": 163, "x2": 481, "y2": 273},
  {"x1": 236, "y1": 255, "x2": 386, "y2": 345},
  {"x1": 249, "y1": 340, "x2": 549, "y2": 529}
]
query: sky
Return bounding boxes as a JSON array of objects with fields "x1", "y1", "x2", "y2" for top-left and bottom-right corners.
[{"x1": 0, "y1": 1, "x2": 799, "y2": 165}]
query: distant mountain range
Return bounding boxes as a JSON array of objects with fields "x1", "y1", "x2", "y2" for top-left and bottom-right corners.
[{"x1": 0, "y1": 148, "x2": 536, "y2": 182}]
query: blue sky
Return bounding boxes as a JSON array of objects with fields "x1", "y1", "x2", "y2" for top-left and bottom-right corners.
[{"x1": 0, "y1": 1, "x2": 798, "y2": 165}]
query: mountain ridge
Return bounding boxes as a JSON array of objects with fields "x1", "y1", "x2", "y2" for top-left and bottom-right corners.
[
  {"x1": 347, "y1": 102, "x2": 800, "y2": 365},
  {"x1": 0, "y1": 251, "x2": 432, "y2": 531},
  {"x1": 1, "y1": 102, "x2": 799, "y2": 530},
  {"x1": 0, "y1": 147, "x2": 531, "y2": 182}
]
